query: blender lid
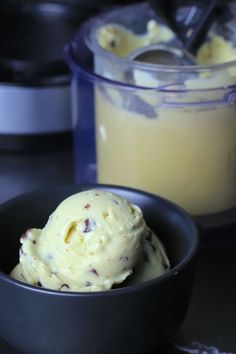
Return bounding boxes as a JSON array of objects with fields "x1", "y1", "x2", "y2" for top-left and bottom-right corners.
[{"x1": 0, "y1": 0, "x2": 97, "y2": 85}]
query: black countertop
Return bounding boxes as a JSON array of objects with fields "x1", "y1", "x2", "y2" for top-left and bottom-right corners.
[{"x1": 0, "y1": 149, "x2": 235, "y2": 354}]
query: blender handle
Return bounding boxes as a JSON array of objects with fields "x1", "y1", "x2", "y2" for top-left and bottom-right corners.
[{"x1": 226, "y1": 90, "x2": 236, "y2": 105}]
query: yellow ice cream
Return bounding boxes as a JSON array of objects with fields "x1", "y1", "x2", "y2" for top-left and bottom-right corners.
[
  {"x1": 11, "y1": 190, "x2": 169, "y2": 292},
  {"x1": 97, "y1": 20, "x2": 174, "y2": 57},
  {"x1": 98, "y1": 21, "x2": 236, "y2": 66},
  {"x1": 95, "y1": 89, "x2": 236, "y2": 215},
  {"x1": 197, "y1": 34, "x2": 236, "y2": 66}
]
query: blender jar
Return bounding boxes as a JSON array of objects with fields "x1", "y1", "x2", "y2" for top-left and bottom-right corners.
[{"x1": 66, "y1": 2, "x2": 236, "y2": 216}]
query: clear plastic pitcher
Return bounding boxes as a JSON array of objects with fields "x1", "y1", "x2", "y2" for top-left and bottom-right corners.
[{"x1": 66, "y1": 2, "x2": 236, "y2": 217}]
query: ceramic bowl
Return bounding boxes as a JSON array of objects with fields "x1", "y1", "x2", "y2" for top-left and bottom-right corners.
[{"x1": 0, "y1": 184, "x2": 199, "y2": 354}]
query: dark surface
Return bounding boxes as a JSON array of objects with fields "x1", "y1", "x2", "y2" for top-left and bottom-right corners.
[
  {"x1": 0, "y1": 132, "x2": 73, "y2": 153},
  {"x1": 0, "y1": 149, "x2": 235, "y2": 354}
]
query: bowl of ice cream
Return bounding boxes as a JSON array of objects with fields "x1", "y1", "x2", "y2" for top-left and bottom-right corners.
[{"x1": 0, "y1": 183, "x2": 198, "y2": 354}]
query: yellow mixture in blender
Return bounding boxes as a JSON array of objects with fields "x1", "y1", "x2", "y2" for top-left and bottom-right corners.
[{"x1": 94, "y1": 21, "x2": 236, "y2": 216}]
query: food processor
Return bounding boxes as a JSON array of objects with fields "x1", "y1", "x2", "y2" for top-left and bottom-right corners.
[
  {"x1": 66, "y1": 1, "x2": 236, "y2": 220},
  {"x1": 0, "y1": 0, "x2": 104, "y2": 151}
]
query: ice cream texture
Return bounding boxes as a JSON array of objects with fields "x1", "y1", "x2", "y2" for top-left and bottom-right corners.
[
  {"x1": 97, "y1": 20, "x2": 236, "y2": 65},
  {"x1": 97, "y1": 20, "x2": 174, "y2": 58},
  {"x1": 197, "y1": 34, "x2": 236, "y2": 66},
  {"x1": 11, "y1": 190, "x2": 169, "y2": 292}
]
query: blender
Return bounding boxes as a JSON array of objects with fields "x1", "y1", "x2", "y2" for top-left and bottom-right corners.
[{"x1": 66, "y1": 1, "x2": 236, "y2": 222}]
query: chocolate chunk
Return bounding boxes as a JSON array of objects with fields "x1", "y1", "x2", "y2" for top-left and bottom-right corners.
[
  {"x1": 32, "y1": 240, "x2": 37, "y2": 244},
  {"x1": 36, "y1": 281, "x2": 42, "y2": 287},
  {"x1": 90, "y1": 268, "x2": 99, "y2": 276},
  {"x1": 84, "y1": 203, "x2": 91, "y2": 209},
  {"x1": 85, "y1": 281, "x2": 92, "y2": 287},
  {"x1": 83, "y1": 219, "x2": 96, "y2": 233},
  {"x1": 20, "y1": 229, "x2": 30, "y2": 241},
  {"x1": 95, "y1": 193, "x2": 100, "y2": 196},
  {"x1": 60, "y1": 283, "x2": 70, "y2": 290},
  {"x1": 83, "y1": 219, "x2": 91, "y2": 232}
]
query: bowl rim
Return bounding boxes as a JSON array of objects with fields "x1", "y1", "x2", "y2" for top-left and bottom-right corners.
[{"x1": 0, "y1": 183, "x2": 199, "y2": 297}]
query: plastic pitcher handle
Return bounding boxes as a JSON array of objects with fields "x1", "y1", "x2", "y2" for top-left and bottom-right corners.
[
  {"x1": 149, "y1": 0, "x2": 220, "y2": 52},
  {"x1": 226, "y1": 90, "x2": 236, "y2": 105}
]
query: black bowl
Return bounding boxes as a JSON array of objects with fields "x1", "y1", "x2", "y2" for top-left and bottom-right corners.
[{"x1": 0, "y1": 184, "x2": 199, "y2": 354}]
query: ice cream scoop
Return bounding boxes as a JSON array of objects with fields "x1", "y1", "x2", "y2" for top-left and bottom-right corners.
[
  {"x1": 11, "y1": 190, "x2": 169, "y2": 292},
  {"x1": 129, "y1": 44, "x2": 196, "y2": 66},
  {"x1": 132, "y1": 0, "x2": 219, "y2": 66}
]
